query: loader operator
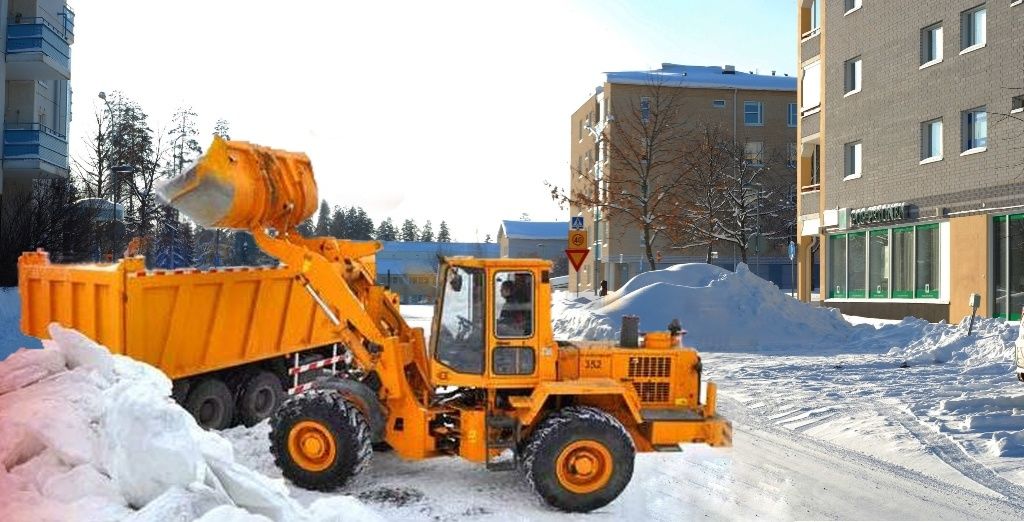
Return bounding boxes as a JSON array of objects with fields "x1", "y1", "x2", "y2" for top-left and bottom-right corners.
[{"x1": 497, "y1": 277, "x2": 532, "y2": 337}]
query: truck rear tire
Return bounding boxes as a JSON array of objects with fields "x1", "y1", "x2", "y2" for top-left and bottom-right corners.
[
  {"x1": 521, "y1": 406, "x2": 635, "y2": 513},
  {"x1": 184, "y1": 377, "x2": 236, "y2": 431},
  {"x1": 269, "y1": 389, "x2": 372, "y2": 491},
  {"x1": 237, "y1": 370, "x2": 285, "y2": 427}
]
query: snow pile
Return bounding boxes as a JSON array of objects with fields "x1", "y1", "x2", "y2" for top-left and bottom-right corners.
[
  {"x1": 0, "y1": 324, "x2": 384, "y2": 522},
  {"x1": 0, "y1": 288, "x2": 41, "y2": 361},
  {"x1": 553, "y1": 263, "x2": 892, "y2": 352},
  {"x1": 887, "y1": 316, "x2": 1016, "y2": 366}
]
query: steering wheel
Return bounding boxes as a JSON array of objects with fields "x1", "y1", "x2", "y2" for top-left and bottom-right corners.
[{"x1": 455, "y1": 315, "x2": 474, "y2": 341}]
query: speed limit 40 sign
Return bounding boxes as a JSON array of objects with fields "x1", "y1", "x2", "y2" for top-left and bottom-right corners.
[{"x1": 568, "y1": 230, "x2": 588, "y2": 248}]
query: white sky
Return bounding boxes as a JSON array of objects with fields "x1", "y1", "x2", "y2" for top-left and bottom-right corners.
[{"x1": 68, "y1": 1, "x2": 795, "y2": 242}]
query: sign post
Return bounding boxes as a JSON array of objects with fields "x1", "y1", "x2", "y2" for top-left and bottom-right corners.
[
  {"x1": 788, "y1": 240, "x2": 797, "y2": 298},
  {"x1": 567, "y1": 221, "x2": 589, "y2": 298}
]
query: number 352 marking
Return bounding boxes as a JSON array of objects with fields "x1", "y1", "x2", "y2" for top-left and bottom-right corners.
[{"x1": 584, "y1": 359, "x2": 603, "y2": 370}]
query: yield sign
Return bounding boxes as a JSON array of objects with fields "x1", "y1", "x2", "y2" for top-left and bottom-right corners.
[{"x1": 565, "y1": 249, "x2": 590, "y2": 272}]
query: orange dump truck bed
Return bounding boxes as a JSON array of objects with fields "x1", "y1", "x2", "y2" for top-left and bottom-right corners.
[{"x1": 18, "y1": 251, "x2": 342, "y2": 380}]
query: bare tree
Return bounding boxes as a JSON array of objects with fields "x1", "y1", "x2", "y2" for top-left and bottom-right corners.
[
  {"x1": 714, "y1": 142, "x2": 793, "y2": 263},
  {"x1": 73, "y1": 110, "x2": 109, "y2": 199},
  {"x1": 676, "y1": 123, "x2": 731, "y2": 262},
  {"x1": 550, "y1": 81, "x2": 693, "y2": 270}
]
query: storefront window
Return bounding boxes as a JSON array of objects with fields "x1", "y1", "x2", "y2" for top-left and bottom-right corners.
[
  {"x1": 829, "y1": 234, "x2": 847, "y2": 298},
  {"x1": 869, "y1": 229, "x2": 889, "y2": 298},
  {"x1": 915, "y1": 224, "x2": 940, "y2": 298},
  {"x1": 848, "y1": 232, "x2": 866, "y2": 298},
  {"x1": 994, "y1": 216, "x2": 1007, "y2": 318},
  {"x1": 1010, "y1": 217, "x2": 1024, "y2": 318},
  {"x1": 892, "y1": 227, "x2": 914, "y2": 298}
]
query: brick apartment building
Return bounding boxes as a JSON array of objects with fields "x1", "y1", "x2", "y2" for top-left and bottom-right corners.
[
  {"x1": 570, "y1": 64, "x2": 798, "y2": 293},
  {"x1": 795, "y1": 0, "x2": 1024, "y2": 322}
]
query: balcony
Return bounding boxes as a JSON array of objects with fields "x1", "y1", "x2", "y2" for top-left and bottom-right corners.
[
  {"x1": 6, "y1": 16, "x2": 72, "y2": 80},
  {"x1": 3, "y1": 124, "x2": 70, "y2": 179}
]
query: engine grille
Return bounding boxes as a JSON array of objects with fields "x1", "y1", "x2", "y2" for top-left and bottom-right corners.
[
  {"x1": 628, "y1": 356, "x2": 671, "y2": 378},
  {"x1": 633, "y1": 382, "x2": 670, "y2": 403}
]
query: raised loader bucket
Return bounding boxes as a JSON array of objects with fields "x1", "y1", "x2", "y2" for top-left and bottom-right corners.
[{"x1": 157, "y1": 136, "x2": 319, "y2": 230}]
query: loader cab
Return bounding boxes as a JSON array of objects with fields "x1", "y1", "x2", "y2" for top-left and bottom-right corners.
[{"x1": 429, "y1": 258, "x2": 556, "y2": 388}]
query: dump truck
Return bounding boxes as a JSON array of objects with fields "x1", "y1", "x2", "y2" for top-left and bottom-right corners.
[
  {"x1": 17, "y1": 146, "x2": 362, "y2": 430},
  {"x1": 144, "y1": 137, "x2": 731, "y2": 512}
]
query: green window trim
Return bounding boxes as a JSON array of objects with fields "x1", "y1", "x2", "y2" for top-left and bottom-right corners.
[
  {"x1": 829, "y1": 233, "x2": 847, "y2": 298},
  {"x1": 869, "y1": 229, "x2": 889, "y2": 298}
]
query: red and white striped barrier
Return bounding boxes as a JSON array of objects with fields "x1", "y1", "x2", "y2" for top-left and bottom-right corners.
[
  {"x1": 287, "y1": 355, "x2": 346, "y2": 376},
  {"x1": 288, "y1": 381, "x2": 319, "y2": 395}
]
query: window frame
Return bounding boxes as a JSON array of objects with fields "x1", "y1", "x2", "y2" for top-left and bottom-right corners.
[
  {"x1": 1012, "y1": 95, "x2": 1024, "y2": 114},
  {"x1": 744, "y1": 101, "x2": 764, "y2": 126},
  {"x1": 844, "y1": 141, "x2": 863, "y2": 180},
  {"x1": 844, "y1": 0, "x2": 862, "y2": 15},
  {"x1": 787, "y1": 102, "x2": 798, "y2": 127},
  {"x1": 961, "y1": 106, "x2": 988, "y2": 153},
  {"x1": 844, "y1": 57, "x2": 862, "y2": 96},
  {"x1": 712, "y1": 99, "x2": 727, "y2": 108},
  {"x1": 640, "y1": 96, "x2": 650, "y2": 124},
  {"x1": 920, "y1": 118, "x2": 943, "y2": 163},
  {"x1": 960, "y1": 5, "x2": 987, "y2": 54},
  {"x1": 744, "y1": 140, "x2": 765, "y2": 166},
  {"x1": 920, "y1": 23, "x2": 943, "y2": 68},
  {"x1": 494, "y1": 271, "x2": 535, "y2": 340}
]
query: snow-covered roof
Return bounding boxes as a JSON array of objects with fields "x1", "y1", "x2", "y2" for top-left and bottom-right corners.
[
  {"x1": 605, "y1": 64, "x2": 796, "y2": 92},
  {"x1": 500, "y1": 221, "x2": 569, "y2": 240},
  {"x1": 375, "y1": 241, "x2": 499, "y2": 275}
]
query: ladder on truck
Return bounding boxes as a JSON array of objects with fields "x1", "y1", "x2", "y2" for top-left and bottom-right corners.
[{"x1": 287, "y1": 343, "x2": 345, "y2": 395}]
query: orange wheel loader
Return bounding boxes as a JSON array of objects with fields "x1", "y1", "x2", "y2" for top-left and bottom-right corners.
[{"x1": 159, "y1": 137, "x2": 729, "y2": 512}]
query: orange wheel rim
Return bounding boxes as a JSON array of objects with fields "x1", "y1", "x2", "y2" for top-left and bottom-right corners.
[
  {"x1": 555, "y1": 440, "x2": 613, "y2": 494},
  {"x1": 288, "y1": 420, "x2": 336, "y2": 472}
]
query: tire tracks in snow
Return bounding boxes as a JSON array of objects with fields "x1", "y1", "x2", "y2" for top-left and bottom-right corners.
[
  {"x1": 718, "y1": 395, "x2": 1024, "y2": 516},
  {"x1": 882, "y1": 402, "x2": 1024, "y2": 505}
]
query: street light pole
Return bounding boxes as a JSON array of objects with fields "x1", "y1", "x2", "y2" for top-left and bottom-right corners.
[{"x1": 585, "y1": 109, "x2": 610, "y2": 294}]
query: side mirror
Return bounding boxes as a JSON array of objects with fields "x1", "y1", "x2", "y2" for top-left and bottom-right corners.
[{"x1": 449, "y1": 272, "x2": 463, "y2": 292}]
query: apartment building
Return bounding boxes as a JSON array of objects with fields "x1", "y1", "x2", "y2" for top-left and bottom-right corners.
[
  {"x1": 795, "y1": 0, "x2": 1024, "y2": 322},
  {"x1": 0, "y1": 0, "x2": 73, "y2": 204},
  {"x1": 570, "y1": 64, "x2": 797, "y2": 293}
]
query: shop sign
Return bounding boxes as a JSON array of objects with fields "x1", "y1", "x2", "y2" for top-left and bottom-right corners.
[{"x1": 851, "y1": 203, "x2": 907, "y2": 226}]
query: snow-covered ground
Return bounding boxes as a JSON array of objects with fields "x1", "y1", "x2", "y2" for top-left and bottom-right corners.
[{"x1": 3, "y1": 264, "x2": 1024, "y2": 520}]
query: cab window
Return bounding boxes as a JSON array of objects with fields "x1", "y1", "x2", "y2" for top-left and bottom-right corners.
[
  {"x1": 494, "y1": 271, "x2": 533, "y2": 338},
  {"x1": 436, "y1": 266, "x2": 485, "y2": 374}
]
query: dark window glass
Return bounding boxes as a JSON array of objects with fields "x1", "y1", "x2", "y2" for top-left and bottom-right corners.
[
  {"x1": 436, "y1": 266, "x2": 485, "y2": 374},
  {"x1": 492, "y1": 347, "x2": 535, "y2": 375}
]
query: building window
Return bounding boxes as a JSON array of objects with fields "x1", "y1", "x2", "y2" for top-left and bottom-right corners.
[
  {"x1": 787, "y1": 143, "x2": 797, "y2": 168},
  {"x1": 801, "y1": 61, "x2": 821, "y2": 113},
  {"x1": 844, "y1": 0, "x2": 862, "y2": 13},
  {"x1": 809, "y1": 0, "x2": 820, "y2": 33},
  {"x1": 744, "y1": 101, "x2": 763, "y2": 126},
  {"x1": 891, "y1": 227, "x2": 914, "y2": 298},
  {"x1": 962, "y1": 106, "x2": 987, "y2": 152},
  {"x1": 787, "y1": 103, "x2": 797, "y2": 127},
  {"x1": 1012, "y1": 95, "x2": 1024, "y2": 114},
  {"x1": 961, "y1": 5, "x2": 986, "y2": 52},
  {"x1": 915, "y1": 224, "x2": 940, "y2": 298},
  {"x1": 844, "y1": 57, "x2": 862, "y2": 96},
  {"x1": 844, "y1": 141, "x2": 862, "y2": 179},
  {"x1": 713, "y1": 99, "x2": 726, "y2": 108},
  {"x1": 869, "y1": 229, "x2": 890, "y2": 298},
  {"x1": 744, "y1": 141, "x2": 764, "y2": 165},
  {"x1": 829, "y1": 234, "x2": 847, "y2": 298},
  {"x1": 993, "y1": 215, "x2": 1024, "y2": 319},
  {"x1": 640, "y1": 96, "x2": 650, "y2": 123},
  {"x1": 810, "y1": 144, "x2": 821, "y2": 185},
  {"x1": 921, "y1": 24, "x2": 943, "y2": 66},
  {"x1": 921, "y1": 119, "x2": 943, "y2": 161},
  {"x1": 829, "y1": 224, "x2": 944, "y2": 301},
  {"x1": 848, "y1": 232, "x2": 867, "y2": 298}
]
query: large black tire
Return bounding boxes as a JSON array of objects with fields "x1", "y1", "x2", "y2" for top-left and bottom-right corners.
[
  {"x1": 522, "y1": 406, "x2": 635, "y2": 513},
  {"x1": 237, "y1": 370, "x2": 285, "y2": 427},
  {"x1": 184, "y1": 377, "x2": 236, "y2": 431},
  {"x1": 269, "y1": 389, "x2": 372, "y2": 491}
]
